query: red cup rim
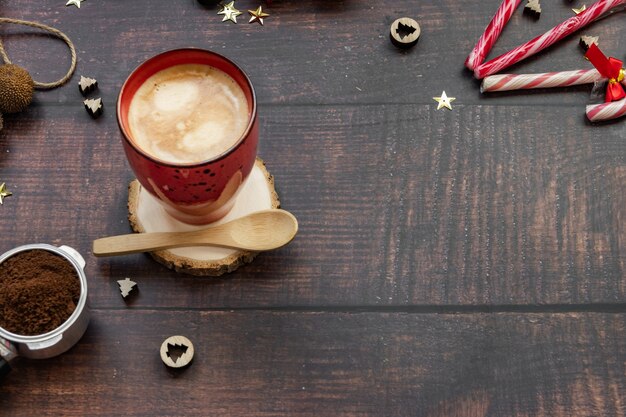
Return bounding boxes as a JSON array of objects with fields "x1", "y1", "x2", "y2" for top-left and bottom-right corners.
[{"x1": 116, "y1": 48, "x2": 257, "y2": 168}]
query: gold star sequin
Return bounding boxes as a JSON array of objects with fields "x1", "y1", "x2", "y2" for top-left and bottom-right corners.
[
  {"x1": 572, "y1": 4, "x2": 587, "y2": 14},
  {"x1": 248, "y1": 6, "x2": 270, "y2": 25},
  {"x1": 0, "y1": 183, "x2": 12, "y2": 205},
  {"x1": 433, "y1": 91, "x2": 456, "y2": 111},
  {"x1": 65, "y1": 0, "x2": 84, "y2": 8},
  {"x1": 218, "y1": 1, "x2": 242, "y2": 23}
]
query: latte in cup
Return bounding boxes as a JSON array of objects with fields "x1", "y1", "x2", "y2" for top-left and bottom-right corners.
[
  {"x1": 118, "y1": 49, "x2": 259, "y2": 225},
  {"x1": 128, "y1": 64, "x2": 249, "y2": 164}
]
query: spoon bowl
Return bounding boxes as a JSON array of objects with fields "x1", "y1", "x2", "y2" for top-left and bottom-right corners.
[{"x1": 92, "y1": 209, "x2": 298, "y2": 257}]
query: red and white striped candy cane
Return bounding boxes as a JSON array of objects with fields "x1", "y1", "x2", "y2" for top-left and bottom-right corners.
[
  {"x1": 586, "y1": 98, "x2": 626, "y2": 121},
  {"x1": 474, "y1": 0, "x2": 626, "y2": 79},
  {"x1": 465, "y1": 0, "x2": 522, "y2": 70},
  {"x1": 481, "y1": 69, "x2": 603, "y2": 92}
]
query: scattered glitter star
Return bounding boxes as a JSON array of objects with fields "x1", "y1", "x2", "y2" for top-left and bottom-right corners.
[
  {"x1": 248, "y1": 6, "x2": 270, "y2": 25},
  {"x1": 572, "y1": 4, "x2": 587, "y2": 14},
  {"x1": 433, "y1": 91, "x2": 456, "y2": 111},
  {"x1": 218, "y1": 1, "x2": 242, "y2": 23},
  {"x1": 0, "y1": 183, "x2": 12, "y2": 205},
  {"x1": 65, "y1": 0, "x2": 84, "y2": 8}
]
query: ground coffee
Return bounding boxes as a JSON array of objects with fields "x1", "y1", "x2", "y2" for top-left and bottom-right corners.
[{"x1": 0, "y1": 249, "x2": 80, "y2": 336}]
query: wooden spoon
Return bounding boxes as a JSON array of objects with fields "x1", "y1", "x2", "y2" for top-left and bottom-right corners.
[{"x1": 92, "y1": 209, "x2": 298, "y2": 257}]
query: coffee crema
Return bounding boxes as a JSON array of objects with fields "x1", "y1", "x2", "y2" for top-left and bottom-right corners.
[{"x1": 128, "y1": 64, "x2": 249, "y2": 164}]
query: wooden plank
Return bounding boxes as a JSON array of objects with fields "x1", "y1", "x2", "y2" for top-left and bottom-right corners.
[
  {"x1": 0, "y1": 0, "x2": 622, "y2": 107},
  {"x1": 1, "y1": 311, "x2": 625, "y2": 416},
  {"x1": 0, "y1": 0, "x2": 624, "y2": 415},
  {"x1": 0, "y1": 103, "x2": 624, "y2": 307}
]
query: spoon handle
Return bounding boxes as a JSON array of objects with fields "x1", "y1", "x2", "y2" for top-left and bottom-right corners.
[
  {"x1": 92, "y1": 228, "x2": 237, "y2": 257},
  {"x1": 93, "y1": 210, "x2": 298, "y2": 257}
]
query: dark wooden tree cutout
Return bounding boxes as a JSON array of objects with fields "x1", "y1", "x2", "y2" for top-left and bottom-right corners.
[
  {"x1": 78, "y1": 75, "x2": 98, "y2": 96},
  {"x1": 579, "y1": 35, "x2": 599, "y2": 52},
  {"x1": 117, "y1": 278, "x2": 137, "y2": 298},
  {"x1": 84, "y1": 98, "x2": 103, "y2": 118},
  {"x1": 524, "y1": 0, "x2": 541, "y2": 19},
  {"x1": 389, "y1": 17, "x2": 421, "y2": 49},
  {"x1": 160, "y1": 336, "x2": 194, "y2": 368}
]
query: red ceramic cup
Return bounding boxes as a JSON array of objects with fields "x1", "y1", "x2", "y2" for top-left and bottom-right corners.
[{"x1": 117, "y1": 49, "x2": 258, "y2": 225}]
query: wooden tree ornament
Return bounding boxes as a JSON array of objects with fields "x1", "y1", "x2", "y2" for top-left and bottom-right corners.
[
  {"x1": 78, "y1": 75, "x2": 98, "y2": 96},
  {"x1": 117, "y1": 278, "x2": 138, "y2": 298},
  {"x1": 160, "y1": 336, "x2": 194, "y2": 368},
  {"x1": 389, "y1": 18, "x2": 421, "y2": 49},
  {"x1": 84, "y1": 98, "x2": 103, "y2": 118},
  {"x1": 580, "y1": 35, "x2": 599, "y2": 52},
  {"x1": 524, "y1": 0, "x2": 542, "y2": 19}
]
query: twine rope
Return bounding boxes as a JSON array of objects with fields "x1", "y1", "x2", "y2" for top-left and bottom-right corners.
[{"x1": 0, "y1": 18, "x2": 76, "y2": 90}]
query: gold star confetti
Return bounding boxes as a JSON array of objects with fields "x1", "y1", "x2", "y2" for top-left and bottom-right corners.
[
  {"x1": 433, "y1": 91, "x2": 456, "y2": 111},
  {"x1": 0, "y1": 183, "x2": 12, "y2": 205},
  {"x1": 248, "y1": 6, "x2": 270, "y2": 25},
  {"x1": 218, "y1": 1, "x2": 242, "y2": 24},
  {"x1": 572, "y1": 4, "x2": 587, "y2": 14},
  {"x1": 65, "y1": 0, "x2": 84, "y2": 8}
]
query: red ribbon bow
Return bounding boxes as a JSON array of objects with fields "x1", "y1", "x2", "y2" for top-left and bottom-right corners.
[{"x1": 585, "y1": 44, "x2": 625, "y2": 103}]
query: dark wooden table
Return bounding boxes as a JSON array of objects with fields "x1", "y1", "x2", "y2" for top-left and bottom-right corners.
[{"x1": 1, "y1": 1, "x2": 625, "y2": 415}]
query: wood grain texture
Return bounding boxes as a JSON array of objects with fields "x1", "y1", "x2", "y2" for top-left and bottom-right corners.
[
  {"x1": 1, "y1": 103, "x2": 623, "y2": 307},
  {"x1": 2, "y1": 311, "x2": 626, "y2": 417},
  {"x1": 0, "y1": 1, "x2": 624, "y2": 108},
  {"x1": 0, "y1": 0, "x2": 624, "y2": 415}
]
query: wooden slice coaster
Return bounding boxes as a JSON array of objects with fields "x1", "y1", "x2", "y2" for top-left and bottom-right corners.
[{"x1": 128, "y1": 158, "x2": 279, "y2": 276}]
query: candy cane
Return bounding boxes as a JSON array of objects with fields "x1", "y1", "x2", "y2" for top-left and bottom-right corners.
[
  {"x1": 465, "y1": 0, "x2": 522, "y2": 70},
  {"x1": 481, "y1": 69, "x2": 603, "y2": 92},
  {"x1": 586, "y1": 98, "x2": 626, "y2": 121},
  {"x1": 474, "y1": 0, "x2": 626, "y2": 79}
]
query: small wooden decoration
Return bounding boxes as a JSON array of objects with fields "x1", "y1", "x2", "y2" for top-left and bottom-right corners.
[
  {"x1": 78, "y1": 75, "x2": 98, "y2": 96},
  {"x1": 65, "y1": 0, "x2": 84, "y2": 8},
  {"x1": 579, "y1": 35, "x2": 599, "y2": 52},
  {"x1": 128, "y1": 158, "x2": 279, "y2": 276},
  {"x1": 117, "y1": 278, "x2": 137, "y2": 298},
  {"x1": 84, "y1": 97, "x2": 103, "y2": 118},
  {"x1": 524, "y1": 0, "x2": 541, "y2": 19},
  {"x1": 389, "y1": 17, "x2": 420, "y2": 49},
  {"x1": 160, "y1": 335, "x2": 194, "y2": 368}
]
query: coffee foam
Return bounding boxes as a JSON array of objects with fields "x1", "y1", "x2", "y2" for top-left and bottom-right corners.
[{"x1": 128, "y1": 64, "x2": 249, "y2": 164}]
